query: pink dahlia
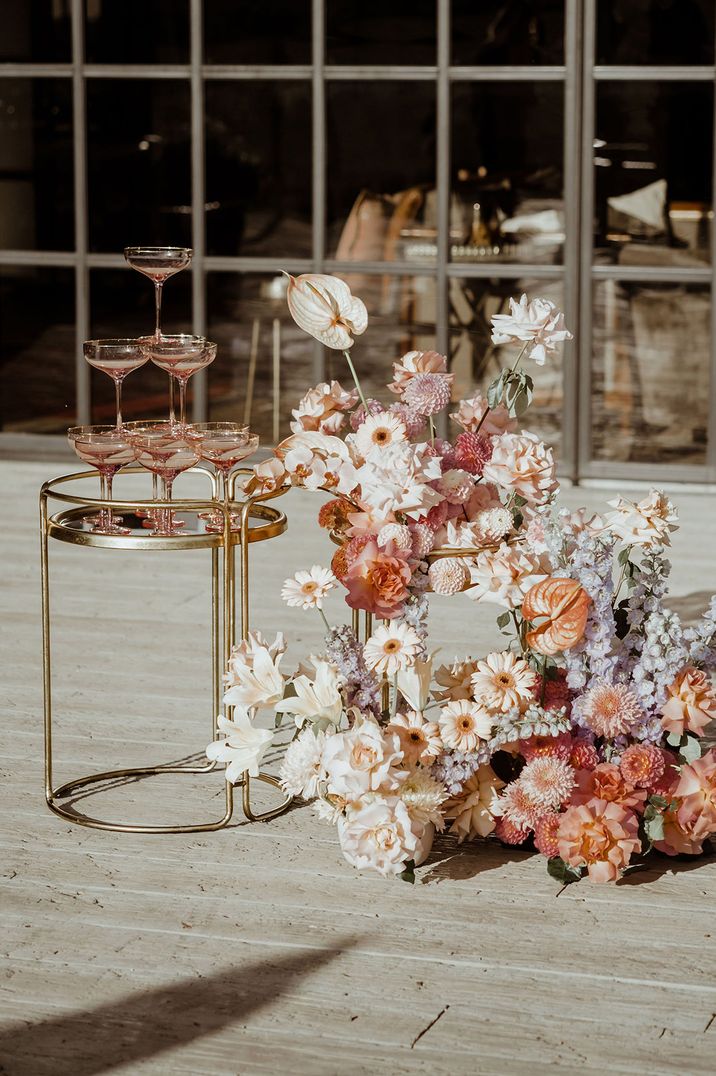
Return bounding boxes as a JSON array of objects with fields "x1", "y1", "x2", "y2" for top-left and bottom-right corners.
[
  {"x1": 454, "y1": 432, "x2": 493, "y2": 476},
  {"x1": 533, "y1": 668, "x2": 571, "y2": 714},
  {"x1": 619, "y1": 744, "x2": 665, "y2": 790},
  {"x1": 569, "y1": 740, "x2": 600, "y2": 771},
  {"x1": 403, "y1": 372, "x2": 452, "y2": 416},
  {"x1": 557, "y1": 798, "x2": 641, "y2": 883},
  {"x1": 349, "y1": 398, "x2": 385, "y2": 430},
  {"x1": 520, "y1": 731, "x2": 572, "y2": 763},
  {"x1": 433, "y1": 438, "x2": 458, "y2": 470},
  {"x1": 409, "y1": 522, "x2": 435, "y2": 559},
  {"x1": 494, "y1": 817, "x2": 531, "y2": 845},
  {"x1": 388, "y1": 402, "x2": 426, "y2": 440},
  {"x1": 533, "y1": 812, "x2": 561, "y2": 858},
  {"x1": 519, "y1": 756, "x2": 575, "y2": 811},
  {"x1": 579, "y1": 679, "x2": 644, "y2": 739}
]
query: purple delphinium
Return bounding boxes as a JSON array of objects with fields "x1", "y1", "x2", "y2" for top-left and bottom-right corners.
[
  {"x1": 401, "y1": 593, "x2": 430, "y2": 656},
  {"x1": 431, "y1": 749, "x2": 488, "y2": 796},
  {"x1": 563, "y1": 532, "x2": 619, "y2": 690},
  {"x1": 685, "y1": 594, "x2": 716, "y2": 670},
  {"x1": 324, "y1": 625, "x2": 381, "y2": 717}
]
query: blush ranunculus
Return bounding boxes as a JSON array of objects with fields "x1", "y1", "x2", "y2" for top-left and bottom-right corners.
[
  {"x1": 673, "y1": 748, "x2": 716, "y2": 844},
  {"x1": 344, "y1": 538, "x2": 412, "y2": 619},
  {"x1": 569, "y1": 763, "x2": 647, "y2": 813},
  {"x1": 557, "y1": 797, "x2": 641, "y2": 883}
]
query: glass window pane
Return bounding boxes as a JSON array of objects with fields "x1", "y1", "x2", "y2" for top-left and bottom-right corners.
[
  {"x1": 451, "y1": 82, "x2": 564, "y2": 265},
  {"x1": 85, "y1": 1, "x2": 189, "y2": 63},
  {"x1": 89, "y1": 268, "x2": 192, "y2": 425},
  {"x1": 0, "y1": 267, "x2": 75, "y2": 433},
  {"x1": 326, "y1": 1, "x2": 436, "y2": 65},
  {"x1": 204, "y1": 81, "x2": 312, "y2": 258},
  {"x1": 0, "y1": 1, "x2": 71, "y2": 62},
  {"x1": 452, "y1": 0, "x2": 564, "y2": 66},
  {"x1": 87, "y1": 80, "x2": 192, "y2": 254},
  {"x1": 597, "y1": 0, "x2": 714, "y2": 65},
  {"x1": 0, "y1": 79, "x2": 73, "y2": 251},
  {"x1": 203, "y1": 1, "x2": 311, "y2": 64},
  {"x1": 448, "y1": 276, "x2": 565, "y2": 453},
  {"x1": 326, "y1": 82, "x2": 436, "y2": 263},
  {"x1": 592, "y1": 281, "x2": 709, "y2": 465},
  {"x1": 594, "y1": 82, "x2": 713, "y2": 268}
]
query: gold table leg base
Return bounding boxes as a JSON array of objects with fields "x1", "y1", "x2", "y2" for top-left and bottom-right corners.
[{"x1": 46, "y1": 765, "x2": 290, "y2": 834}]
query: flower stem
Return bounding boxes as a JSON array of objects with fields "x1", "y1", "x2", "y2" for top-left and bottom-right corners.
[
  {"x1": 342, "y1": 349, "x2": 369, "y2": 413},
  {"x1": 318, "y1": 607, "x2": 331, "y2": 633},
  {"x1": 429, "y1": 415, "x2": 436, "y2": 446},
  {"x1": 511, "y1": 609, "x2": 526, "y2": 657},
  {"x1": 474, "y1": 340, "x2": 529, "y2": 435},
  {"x1": 390, "y1": 672, "x2": 399, "y2": 719},
  {"x1": 613, "y1": 545, "x2": 633, "y2": 607}
]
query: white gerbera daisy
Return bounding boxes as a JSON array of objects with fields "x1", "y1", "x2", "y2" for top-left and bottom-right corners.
[
  {"x1": 471, "y1": 650, "x2": 537, "y2": 713},
  {"x1": 364, "y1": 623, "x2": 422, "y2": 676},
  {"x1": 439, "y1": 699, "x2": 492, "y2": 751},
  {"x1": 279, "y1": 726, "x2": 327, "y2": 799},
  {"x1": 354, "y1": 411, "x2": 407, "y2": 458},
  {"x1": 281, "y1": 565, "x2": 337, "y2": 609}
]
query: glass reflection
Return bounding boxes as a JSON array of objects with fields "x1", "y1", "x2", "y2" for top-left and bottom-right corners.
[
  {"x1": 0, "y1": 1, "x2": 71, "y2": 62},
  {"x1": 451, "y1": 82, "x2": 564, "y2": 264},
  {"x1": 0, "y1": 268, "x2": 75, "y2": 433},
  {"x1": 597, "y1": 0, "x2": 714, "y2": 66},
  {"x1": 594, "y1": 82, "x2": 713, "y2": 267},
  {"x1": 592, "y1": 281, "x2": 709, "y2": 465},
  {"x1": 0, "y1": 79, "x2": 73, "y2": 251},
  {"x1": 326, "y1": 0, "x2": 436, "y2": 65},
  {"x1": 87, "y1": 80, "x2": 191, "y2": 254},
  {"x1": 204, "y1": 0, "x2": 311, "y2": 64},
  {"x1": 448, "y1": 277, "x2": 564, "y2": 452},
  {"x1": 327, "y1": 82, "x2": 436, "y2": 262},
  {"x1": 85, "y1": 0, "x2": 189, "y2": 64},
  {"x1": 204, "y1": 81, "x2": 312, "y2": 258},
  {"x1": 452, "y1": 0, "x2": 564, "y2": 66}
]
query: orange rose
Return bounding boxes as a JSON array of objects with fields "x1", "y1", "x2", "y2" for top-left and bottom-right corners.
[
  {"x1": 570, "y1": 763, "x2": 647, "y2": 813},
  {"x1": 344, "y1": 539, "x2": 412, "y2": 619},
  {"x1": 558, "y1": 798, "x2": 641, "y2": 882}
]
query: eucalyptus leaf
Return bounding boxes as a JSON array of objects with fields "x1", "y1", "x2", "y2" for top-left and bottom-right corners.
[
  {"x1": 400, "y1": 860, "x2": 416, "y2": 885},
  {"x1": 644, "y1": 813, "x2": 665, "y2": 843},
  {"x1": 679, "y1": 734, "x2": 702, "y2": 764},
  {"x1": 547, "y1": 857, "x2": 583, "y2": 885},
  {"x1": 666, "y1": 730, "x2": 683, "y2": 748},
  {"x1": 496, "y1": 612, "x2": 511, "y2": 629}
]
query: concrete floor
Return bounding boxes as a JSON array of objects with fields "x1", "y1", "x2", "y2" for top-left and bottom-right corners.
[{"x1": 1, "y1": 459, "x2": 716, "y2": 1075}]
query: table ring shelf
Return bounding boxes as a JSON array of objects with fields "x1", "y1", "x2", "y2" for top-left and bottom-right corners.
[{"x1": 40, "y1": 466, "x2": 292, "y2": 834}]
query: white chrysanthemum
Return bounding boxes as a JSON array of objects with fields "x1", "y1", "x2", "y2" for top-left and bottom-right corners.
[
  {"x1": 439, "y1": 699, "x2": 492, "y2": 750},
  {"x1": 471, "y1": 651, "x2": 538, "y2": 713},
  {"x1": 428, "y1": 557, "x2": 470, "y2": 595},
  {"x1": 377, "y1": 523, "x2": 413, "y2": 552},
  {"x1": 398, "y1": 769, "x2": 447, "y2": 828},
  {"x1": 472, "y1": 506, "x2": 514, "y2": 544},
  {"x1": 279, "y1": 727, "x2": 327, "y2": 799},
  {"x1": 312, "y1": 795, "x2": 347, "y2": 824},
  {"x1": 354, "y1": 411, "x2": 407, "y2": 458},
  {"x1": 281, "y1": 565, "x2": 337, "y2": 610},
  {"x1": 388, "y1": 710, "x2": 443, "y2": 765},
  {"x1": 364, "y1": 622, "x2": 422, "y2": 675}
]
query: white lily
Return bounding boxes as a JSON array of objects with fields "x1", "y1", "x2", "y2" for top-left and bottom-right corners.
[
  {"x1": 275, "y1": 658, "x2": 344, "y2": 730},
  {"x1": 206, "y1": 711, "x2": 274, "y2": 782},
  {"x1": 223, "y1": 646, "x2": 285, "y2": 710},
  {"x1": 397, "y1": 653, "x2": 437, "y2": 712},
  {"x1": 285, "y1": 273, "x2": 368, "y2": 350}
]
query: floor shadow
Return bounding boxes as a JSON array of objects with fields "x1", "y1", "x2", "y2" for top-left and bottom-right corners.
[
  {"x1": 421, "y1": 833, "x2": 533, "y2": 884},
  {"x1": 0, "y1": 938, "x2": 358, "y2": 1076},
  {"x1": 618, "y1": 842, "x2": 716, "y2": 887},
  {"x1": 669, "y1": 591, "x2": 714, "y2": 626}
]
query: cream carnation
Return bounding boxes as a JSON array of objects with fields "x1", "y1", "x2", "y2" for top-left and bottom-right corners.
[
  {"x1": 482, "y1": 431, "x2": 558, "y2": 506},
  {"x1": 471, "y1": 651, "x2": 538, "y2": 713},
  {"x1": 353, "y1": 411, "x2": 407, "y2": 458},
  {"x1": 439, "y1": 699, "x2": 492, "y2": 750},
  {"x1": 444, "y1": 764, "x2": 504, "y2": 841},
  {"x1": 279, "y1": 727, "x2": 327, "y2": 799},
  {"x1": 428, "y1": 557, "x2": 470, "y2": 595},
  {"x1": 364, "y1": 622, "x2": 422, "y2": 675},
  {"x1": 606, "y1": 489, "x2": 678, "y2": 549},
  {"x1": 337, "y1": 796, "x2": 420, "y2": 876}
]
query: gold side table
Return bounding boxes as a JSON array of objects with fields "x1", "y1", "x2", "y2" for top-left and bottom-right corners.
[{"x1": 40, "y1": 465, "x2": 292, "y2": 834}]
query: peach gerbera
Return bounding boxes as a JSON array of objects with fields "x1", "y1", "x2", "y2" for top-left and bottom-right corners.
[
  {"x1": 579, "y1": 679, "x2": 644, "y2": 739},
  {"x1": 471, "y1": 651, "x2": 538, "y2": 713},
  {"x1": 557, "y1": 798, "x2": 641, "y2": 883},
  {"x1": 438, "y1": 699, "x2": 492, "y2": 751},
  {"x1": 388, "y1": 711, "x2": 443, "y2": 766},
  {"x1": 661, "y1": 667, "x2": 716, "y2": 738}
]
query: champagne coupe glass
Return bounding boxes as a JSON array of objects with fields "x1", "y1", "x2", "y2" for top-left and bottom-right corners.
[
  {"x1": 67, "y1": 425, "x2": 136, "y2": 535},
  {"x1": 124, "y1": 246, "x2": 193, "y2": 341},
  {"x1": 191, "y1": 422, "x2": 257, "y2": 531},
  {"x1": 139, "y1": 335, "x2": 217, "y2": 430},
  {"x1": 128, "y1": 425, "x2": 202, "y2": 536},
  {"x1": 83, "y1": 339, "x2": 149, "y2": 429}
]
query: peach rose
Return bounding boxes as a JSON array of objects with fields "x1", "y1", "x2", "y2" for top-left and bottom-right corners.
[
  {"x1": 673, "y1": 749, "x2": 716, "y2": 843},
  {"x1": 661, "y1": 667, "x2": 716, "y2": 738},
  {"x1": 558, "y1": 798, "x2": 641, "y2": 882},
  {"x1": 344, "y1": 538, "x2": 412, "y2": 619},
  {"x1": 387, "y1": 350, "x2": 452, "y2": 395},
  {"x1": 654, "y1": 809, "x2": 708, "y2": 857},
  {"x1": 570, "y1": 764, "x2": 647, "y2": 813},
  {"x1": 450, "y1": 392, "x2": 517, "y2": 436}
]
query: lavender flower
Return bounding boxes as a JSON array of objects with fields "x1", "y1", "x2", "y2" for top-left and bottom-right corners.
[
  {"x1": 431, "y1": 749, "x2": 488, "y2": 796},
  {"x1": 685, "y1": 594, "x2": 716, "y2": 670},
  {"x1": 488, "y1": 703, "x2": 571, "y2": 750},
  {"x1": 563, "y1": 532, "x2": 619, "y2": 689},
  {"x1": 324, "y1": 625, "x2": 381, "y2": 717},
  {"x1": 401, "y1": 593, "x2": 430, "y2": 656}
]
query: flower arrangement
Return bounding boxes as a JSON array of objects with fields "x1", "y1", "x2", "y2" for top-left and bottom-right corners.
[{"x1": 208, "y1": 275, "x2": 716, "y2": 885}]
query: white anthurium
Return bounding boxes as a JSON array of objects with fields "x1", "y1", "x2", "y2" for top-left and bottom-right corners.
[
  {"x1": 285, "y1": 273, "x2": 368, "y2": 350},
  {"x1": 222, "y1": 646, "x2": 285, "y2": 710},
  {"x1": 274, "y1": 658, "x2": 344, "y2": 730},
  {"x1": 397, "y1": 652, "x2": 438, "y2": 712},
  {"x1": 206, "y1": 710, "x2": 274, "y2": 782}
]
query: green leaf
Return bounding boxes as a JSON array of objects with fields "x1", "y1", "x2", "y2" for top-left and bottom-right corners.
[
  {"x1": 679, "y1": 734, "x2": 702, "y2": 764},
  {"x1": 649, "y1": 795, "x2": 669, "y2": 810},
  {"x1": 617, "y1": 547, "x2": 631, "y2": 566},
  {"x1": 512, "y1": 509, "x2": 523, "y2": 530},
  {"x1": 547, "y1": 857, "x2": 583, "y2": 885},
  {"x1": 644, "y1": 812, "x2": 665, "y2": 843},
  {"x1": 496, "y1": 612, "x2": 511, "y2": 629},
  {"x1": 399, "y1": 860, "x2": 416, "y2": 884},
  {"x1": 666, "y1": 730, "x2": 683, "y2": 748}
]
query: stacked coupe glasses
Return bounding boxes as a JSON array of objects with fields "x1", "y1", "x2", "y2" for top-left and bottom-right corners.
[{"x1": 68, "y1": 246, "x2": 259, "y2": 536}]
